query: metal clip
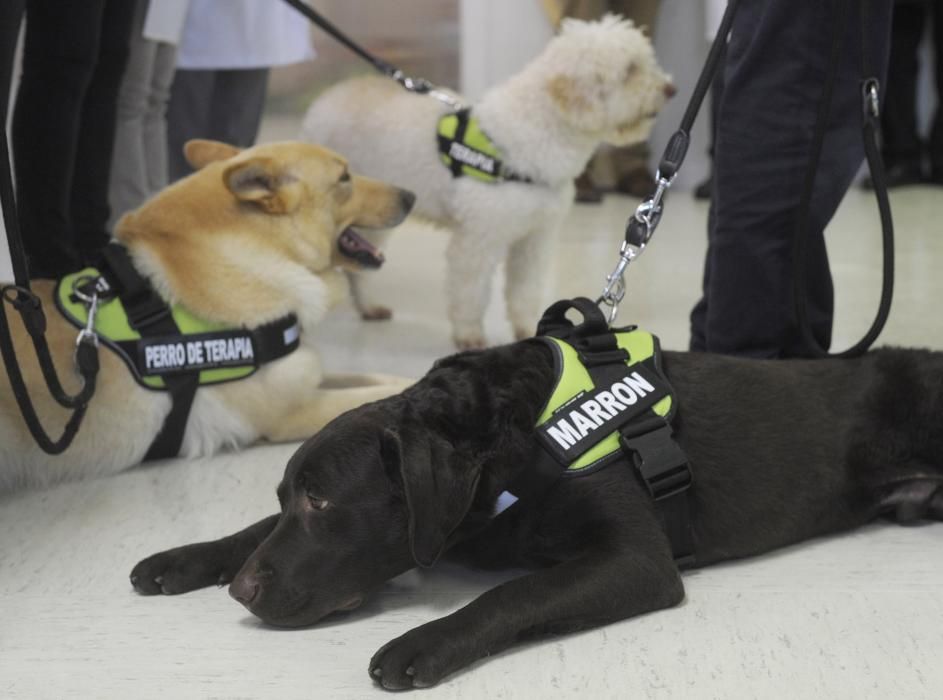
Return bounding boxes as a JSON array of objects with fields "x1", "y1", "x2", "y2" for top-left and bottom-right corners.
[
  {"x1": 72, "y1": 276, "x2": 101, "y2": 349},
  {"x1": 597, "y1": 171, "x2": 676, "y2": 325},
  {"x1": 862, "y1": 78, "x2": 880, "y2": 119}
]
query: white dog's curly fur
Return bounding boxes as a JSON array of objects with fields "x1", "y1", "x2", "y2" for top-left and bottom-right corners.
[{"x1": 302, "y1": 15, "x2": 672, "y2": 348}]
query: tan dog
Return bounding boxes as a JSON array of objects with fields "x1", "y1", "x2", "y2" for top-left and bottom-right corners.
[{"x1": 0, "y1": 140, "x2": 415, "y2": 492}]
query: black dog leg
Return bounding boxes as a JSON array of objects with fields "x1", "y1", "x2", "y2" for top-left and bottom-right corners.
[
  {"x1": 130, "y1": 514, "x2": 279, "y2": 595},
  {"x1": 368, "y1": 548, "x2": 683, "y2": 690}
]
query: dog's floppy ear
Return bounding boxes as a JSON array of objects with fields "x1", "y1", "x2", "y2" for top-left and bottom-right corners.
[
  {"x1": 185, "y1": 139, "x2": 242, "y2": 169},
  {"x1": 547, "y1": 73, "x2": 608, "y2": 134},
  {"x1": 223, "y1": 157, "x2": 300, "y2": 214},
  {"x1": 382, "y1": 426, "x2": 482, "y2": 568}
]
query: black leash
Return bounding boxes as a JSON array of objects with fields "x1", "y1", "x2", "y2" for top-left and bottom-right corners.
[
  {"x1": 598, "y1": 0, "x2": 742, "y2": 322},
  {"x1": 0, "y1": 126, "x2": 100, "y2": 454},
  {"x1": 599, "y1": 0, "x2": 893, "y2": 359},
  {"x1": 280, "y1": 0, "x2": 460, "y2": 106},
  {"x1": 792, "y1": 0, "x2": 894, "y2": 358}
]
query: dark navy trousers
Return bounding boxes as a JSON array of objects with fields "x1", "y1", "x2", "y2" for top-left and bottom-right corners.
[{"x1": 689, "y1": 0, "x2": 892, "y2": 358}]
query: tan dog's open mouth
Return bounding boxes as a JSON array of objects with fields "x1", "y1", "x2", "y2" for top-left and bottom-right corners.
[{"x1": 338, "y1": 228, "x2": 385, "y2": 269}]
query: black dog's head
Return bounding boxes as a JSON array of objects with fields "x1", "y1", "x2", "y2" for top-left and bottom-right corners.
[{"x1": 227, "y1": 398, "x2": 485, "y2": 627}]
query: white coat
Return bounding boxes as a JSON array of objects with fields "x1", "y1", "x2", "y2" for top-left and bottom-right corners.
[
  {"x1": 173, "y1": 0, "x2": 315, "y2": 70},
  {"x1": 142, "y1": 0, "x2": 191, "y2": 45}
]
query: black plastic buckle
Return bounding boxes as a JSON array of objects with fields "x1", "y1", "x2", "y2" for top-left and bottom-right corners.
[
  {"x1": 620, "y1": 422, "x2": 692, "y2": 501},
  {"x1": 126, "y1": 297, "x2": 173, "y2": 332}
]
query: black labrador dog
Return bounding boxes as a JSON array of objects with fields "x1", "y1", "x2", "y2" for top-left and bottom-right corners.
[{"x1": 130, "y1": 332, "x2": 943, "y2": 690}]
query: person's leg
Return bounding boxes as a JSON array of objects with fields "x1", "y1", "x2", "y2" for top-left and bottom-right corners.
[
  {"x1": 71, "y1": 0, "x2": 139, "y2": 264},
  {"x1": 929, "y1": 0, "x2": 943, "y2": 182},
  {"x1": 12, "y1": 0, "x2": 107, "y2": 279},
  {"x1": 690, "y1": 0, "x2": 891, "y2": 358},
  {"x1": 207, "y1": 68, "x2": 270, "y2": 148},
  {"x1": 879, "y1": 0, "x2": 926, "y2": 182},
  {"x1": 0, "y1": 0, "x2": 25, "y2": 129},
  {"x1": 107, "y1": 0, "x2": 155, "y2": 231},
  {"x1": 166, "y1": 68, "x2": 215, "y2": 181},
  {"x1": 143, "y1": 41, "x2": 178, "y2": 195}
]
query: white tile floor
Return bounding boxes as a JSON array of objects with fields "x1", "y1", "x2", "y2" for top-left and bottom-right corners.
[{"x1": 2, "y1": 118, "x2": 943, "y2": 698}]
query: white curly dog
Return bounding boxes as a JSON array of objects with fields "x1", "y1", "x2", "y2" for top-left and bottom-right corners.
[{"x1": 302, "y1": 15, "x2": 673, "y2": 349}]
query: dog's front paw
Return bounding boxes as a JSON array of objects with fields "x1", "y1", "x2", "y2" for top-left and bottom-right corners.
[
  {"x1": 453, "y1": 333, "x2": 487, "y2": 351},
  {"x1": 360, "y1": 305, "x2": 393, "y2": 321},
  {"x1": 130, "y1": 542, "x2": 234, "y2": 596},
  {"x1": 369, "y1": 621, "x2": 475, "y2": 691}
]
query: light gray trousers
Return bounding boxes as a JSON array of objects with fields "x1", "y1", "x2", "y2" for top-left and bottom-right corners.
[{"x1": 107, "y1": 0, "x2": 178, "y2": 231}]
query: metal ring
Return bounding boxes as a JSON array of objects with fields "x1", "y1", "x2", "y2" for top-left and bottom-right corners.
[{"x1": 70, "y1": 275, "x2": 101, "y2": 304}]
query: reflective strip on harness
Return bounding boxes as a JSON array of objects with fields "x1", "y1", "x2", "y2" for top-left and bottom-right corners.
[{"x1": 535, "y1": 332, "x2": 673, "y2": 471}]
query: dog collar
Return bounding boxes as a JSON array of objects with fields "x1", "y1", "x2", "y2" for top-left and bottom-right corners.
[{"x1": 436, "y1": 108, "x2": 534, "y2": 184}]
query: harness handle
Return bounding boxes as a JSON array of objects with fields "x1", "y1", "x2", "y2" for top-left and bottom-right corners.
[{"x1": 536, "y1": 297, "x2": 611, "y2": 340}]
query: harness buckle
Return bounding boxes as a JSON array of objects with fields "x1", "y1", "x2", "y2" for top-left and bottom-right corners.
[
  {"x1": 126, "y1": 300, "x2": 172, "y2": 332},
  {"x1": 620, "y1": 422, "x2": 692, "y2": 501}
]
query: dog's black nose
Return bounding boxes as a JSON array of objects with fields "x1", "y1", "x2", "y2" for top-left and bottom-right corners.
[
  {"x1": 399, "y1": 189, "x2": 416, "y2": 213},
  {"x1": 229, "y1": 575, "x2": 261, "y2": 606}
]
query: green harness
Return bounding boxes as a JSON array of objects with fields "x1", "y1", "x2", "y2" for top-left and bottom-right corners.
[
  {"x1": 501, "y1": 298, "x2": 695, "y2": 567},
  {"x1": 53, "y1": 244, "x2": 302, "y2": 461},
  {"x1": 535, "y1": 330, "x2": 674, "y2": 472},
  {"x1": 436, "y1": 108, "x2": 533, "y2": 184},
  {"x1": 56, "y1": 268, "x2": 299, "y2": 391}
]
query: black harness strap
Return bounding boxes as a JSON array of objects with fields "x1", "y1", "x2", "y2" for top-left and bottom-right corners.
[{"x1": 100, "y1": 244, "x2": 198, "y2": 460}]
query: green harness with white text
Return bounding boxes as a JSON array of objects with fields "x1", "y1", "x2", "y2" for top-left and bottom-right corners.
[
  {"x1": 506, "y1": 298, "x2": 696, "y2": 567},
  {"x1": 52, "y1": 244, "x2": 301, "y2": 460},
  {"x1": 436, "y1": 108, "x2": 533, "y2": 184}
]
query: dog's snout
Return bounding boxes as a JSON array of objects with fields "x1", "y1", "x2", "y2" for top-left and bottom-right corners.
[
  {"x1": 229, "y1": 575, "x2": 260, "y2": 606},
  {"x1": 229, "y1": 565, "x2": 273, "y2": 607},
  {"x1": 663, "y1": 82, "x2": 677, "y2": 99},
  {"x1": 399, "y1": 189, "x2": 416, "y2": 214}
]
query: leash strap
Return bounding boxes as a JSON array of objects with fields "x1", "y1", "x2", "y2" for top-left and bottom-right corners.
[
  {"x1": 792, "y1": 0, "x2": 894, "y2": 358},
  {"x1": 599, "y1": 0, "x2": 742, "y2": 322},
  {"x1": 1, "y1": 120, "x2": 99, "y2": 454}
]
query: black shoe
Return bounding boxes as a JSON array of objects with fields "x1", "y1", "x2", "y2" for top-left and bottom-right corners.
[
  {"x1": 861, "y1": 161, "x2": 925, "y2": 190},
  {"x1": 693, "y1": 176, "x2": 712, "y2": 200}
]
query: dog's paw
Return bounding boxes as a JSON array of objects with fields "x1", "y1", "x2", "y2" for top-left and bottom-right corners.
[
  {"x1": 369, "y1": 621, "x2": 473, "y2": 691},
  {"x1": 453, "y1": 334, "x2": 487, "y2": 351},
  {"x1": 130, "y1": 542, "x2": 234, "y2": 596},
  {"x1": 360, "y1": 305, "x2": 393, "y2": 321},
  {"x1": 512, "y1": 326, "x2": 534, "y2": 342}
]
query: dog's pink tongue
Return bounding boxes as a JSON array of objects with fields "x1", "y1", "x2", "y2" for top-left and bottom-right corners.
[{"x1": 338, "y1": 228, "x2": 385, "y2": 268}]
